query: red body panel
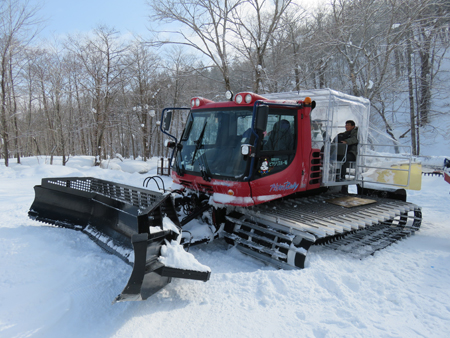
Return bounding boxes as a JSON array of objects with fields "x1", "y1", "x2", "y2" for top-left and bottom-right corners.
[
  {"x1": 172, "y1": 172, "x2": 253, "y2": 206},
  {"x1": 445, "y1": 171, "x2": 450, "y2": 185},
  {"x1": 171, "y1": 96, "x2": 320, "y2": 207}
]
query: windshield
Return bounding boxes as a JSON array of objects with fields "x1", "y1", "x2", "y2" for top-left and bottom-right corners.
[{"x1": 175, "y1": 108, "x2": 254, "y2": 179}]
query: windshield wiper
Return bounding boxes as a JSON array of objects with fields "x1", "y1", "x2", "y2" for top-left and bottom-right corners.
[
  {"x1": 199, "y1": 160, "x2": 212, "y2": 182},
  {"x1": 191, "y1": 120, "x2": 208, "y2": 165},
  {"x1": 175, "y1": 151, "x2": 186, "y2": 176}
]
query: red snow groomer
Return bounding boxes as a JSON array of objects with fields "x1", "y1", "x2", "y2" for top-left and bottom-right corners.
[
  {"x1": 29, "y1": 89, "x2": 422, "y2": 302},
  {"x1": 444, "y1": 159, "x2": 450, "y2": 185}
]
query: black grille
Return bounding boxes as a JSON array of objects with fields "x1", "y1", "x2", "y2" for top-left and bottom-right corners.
[{"x1": 44, "y1": 177, "x2": 161, "y2": 209}]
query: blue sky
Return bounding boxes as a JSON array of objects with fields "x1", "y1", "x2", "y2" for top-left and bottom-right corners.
[{"x1": 32, "y1": 0, "x2": 150, "y2": 38}]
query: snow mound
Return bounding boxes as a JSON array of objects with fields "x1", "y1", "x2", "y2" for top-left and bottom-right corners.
[{"x1": 159, "y1": 240, "x2": 211, "y2": 272}]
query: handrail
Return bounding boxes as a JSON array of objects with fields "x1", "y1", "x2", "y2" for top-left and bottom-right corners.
[
  {"x1": 321, "y1": 142, "x2": 415, "y2": 188},
  {"x1": 357, "y1": 143, "x2": 413, "y2": 188}
]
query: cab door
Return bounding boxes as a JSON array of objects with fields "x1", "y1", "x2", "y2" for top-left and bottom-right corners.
[{"x1": 250, "y1": 108, "x2": 308, "y2": 205}]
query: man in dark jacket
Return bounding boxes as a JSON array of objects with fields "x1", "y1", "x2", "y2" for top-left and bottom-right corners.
[
  {"x1": 340, "y1": 120, "x2": 358, "y2": 180},
  {"x1": 266, "y1": 119, "x2": 293, "y2": 151}
]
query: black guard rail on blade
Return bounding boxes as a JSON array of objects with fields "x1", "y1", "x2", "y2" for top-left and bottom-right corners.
[{"x1": 28, "y1": 177, "x2": 211, "y2": 302}]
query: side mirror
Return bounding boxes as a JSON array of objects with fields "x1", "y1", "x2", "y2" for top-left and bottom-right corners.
[
  {"x1": 255, "y1": 105, "x2": 269, "y2": 132},
  {"x1": 162, "y1": 110, "x2": 172, "y2": 131}
]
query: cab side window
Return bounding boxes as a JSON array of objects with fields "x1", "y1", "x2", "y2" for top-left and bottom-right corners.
[
  {"x1": 257, "y1": 112, "x2": 296, "y2": 177},
  {"x1": 265, "y1": 118, "x2": 294, "y2": 151}
]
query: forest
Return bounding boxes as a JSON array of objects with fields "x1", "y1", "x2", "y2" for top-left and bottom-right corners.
[{"x1": 1, "y1": 0, "x2": 449, "y2": 166}]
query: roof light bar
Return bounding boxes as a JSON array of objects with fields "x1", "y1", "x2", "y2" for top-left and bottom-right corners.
[
  {"x1": 234, "y1": 92, "x2": 268, "y2": 105},
  {"x1": 190, "y1": 97, "x2": 214, "y2": 108}
]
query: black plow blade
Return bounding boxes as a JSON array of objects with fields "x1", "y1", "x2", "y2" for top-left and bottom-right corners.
[
  {"x1": 116, "y1": 231, "x2": 211, "y2": 302},
  {"x1": 29, "y1": 177, "x2": 210, "y2": 302}
]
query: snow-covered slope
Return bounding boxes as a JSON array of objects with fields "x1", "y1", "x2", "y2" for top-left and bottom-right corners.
[{"x1": 1, "y1": 156, "x2": 449, "y2": 338}]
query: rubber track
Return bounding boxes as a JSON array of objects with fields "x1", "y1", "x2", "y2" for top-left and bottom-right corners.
[
  {"x1": 225, "y1": 194, "x2": 422, "y2": 268},
  {"x1": 315, "y1": 209, "x2": 421, "y2": 257}
]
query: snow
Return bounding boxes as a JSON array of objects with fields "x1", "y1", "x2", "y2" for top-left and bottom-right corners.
[
  {"x1": 1, "y1": 155, "x2": 450, "y2": 338},
  {"x1": 162, "y1": 216, "x2": 180, "y2": 235},
  {"x1": 211, "y1": 192, "x2": 254, "y2": 205},
  {"x1": 159, "y1": 239, "x2": 211, "y2": 272}
]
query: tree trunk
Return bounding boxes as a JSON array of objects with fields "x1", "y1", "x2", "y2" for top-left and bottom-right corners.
[
  {"x1": 1, "y1": 56, "x2": 9, "y2": 167},
  {"x1": 418, "y1": 30, "x2": 431, "y2": 127},
  {"x1": 9, "y1": 53, "x2": 20, "y2": 164},
  {"x1": 406, "y1": 37, "x2": 417, "y2": 155},
  {"x1": 349, "y1": 62, "x2": 359, "y2": 97},
  {"x1": 40, "y1": 80, "x2": 56, "y2": 165}
]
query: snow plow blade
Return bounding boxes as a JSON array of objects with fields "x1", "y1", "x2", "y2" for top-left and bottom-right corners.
[
  {"x1": 115, "y1": 231, "x2": 211, "y2": 302},
  {"x1": 28, "y1": 177, "x2": 210, "y2": 302}
]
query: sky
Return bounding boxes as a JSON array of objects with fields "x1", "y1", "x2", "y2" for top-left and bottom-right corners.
[
  {"x1": 30, "y1": 0, "x2": 323, "y2": 40},
  {"x1": 31, "y1": 0, "x2": 151, "y2": 38}
]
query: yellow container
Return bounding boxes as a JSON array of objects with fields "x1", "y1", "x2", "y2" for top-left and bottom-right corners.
[{"x1": 375, "y1": 163, "x2": 422, "y2": 190}]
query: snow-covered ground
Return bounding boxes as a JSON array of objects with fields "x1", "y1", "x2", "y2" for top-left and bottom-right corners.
[{"x1": 1, "y1": 156, "x2": 449, "y2": 338}]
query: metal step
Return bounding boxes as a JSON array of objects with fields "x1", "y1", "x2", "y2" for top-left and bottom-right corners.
[
  {"x1": 234, "y1": 245, "x2": 297, "y2": 270},
  {"x1": 225, "y1": 216, "x2": 294, "y2": 242},
  {"x1": 224, "y1": 232, "x2": 288, "y2": 259}
]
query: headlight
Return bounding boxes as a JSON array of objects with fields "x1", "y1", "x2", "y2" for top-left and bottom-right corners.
[
  {"x1": 241, "y1": 144, "x2": 254, "y2": 156},
  {"x1": 245, "y1": 94, "x2": 252, "y2": 103},
  {"x1": 235, "y1": 94, "x2": 243, "y2": 104}
]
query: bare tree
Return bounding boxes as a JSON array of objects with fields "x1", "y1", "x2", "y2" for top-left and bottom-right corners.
[
  {"x1": 66, "y1": 26, "x2": 128, "y2": 164},
  {"x1": 126, "y1": 38, "x2": 162, "y2": 160},
  {"x1": 229, "y1": 0, "x2": 293, "y2": 93},
  {"x1": 163, "y1": 46, "x2": 197, "y2": 139},
  {"x1": 0, "y1": 0, "x2": 41, "y2": 166},
  {"x1": 148, "y1": 0, "x2": 243, "y2": 91},
  {"x1": 323, "y1": 0, "x2": 425, "y2": 144},
  {"x1": 393, "y1": 0, "x2": 450, "y2": 154},
  {"x1": 278, "y1": 6, "x2": 329, "y2": 91},
  {"x1": 31, "y1": 48, "x2": 60, "y2": 163},
  {"x1": 46, "y1": 42, "x2": 72, "y2": 165},
  {"x1": 2, "y1": 0, "x2": 449, "y2": 162},
  {"x1": 413, "y1": 0, "x2": 450, "y2": 127}
]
